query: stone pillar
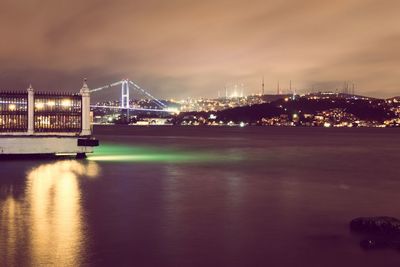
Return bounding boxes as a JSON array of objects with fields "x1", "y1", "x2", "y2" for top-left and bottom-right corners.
[
  {"x1": 80, "y1": 79, "x2": 91, "y2": 136},
  {"x1": 27, "y1": 85, "x2": 34, "y2": 134}
]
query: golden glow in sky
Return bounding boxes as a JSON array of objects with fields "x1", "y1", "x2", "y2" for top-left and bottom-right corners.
[{"x1": 0, "y1": 0, "x2": 399, "y2": 98}]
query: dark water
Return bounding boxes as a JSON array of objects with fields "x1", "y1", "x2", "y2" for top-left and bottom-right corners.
[{"x1": 1, "y1": 126, "x2": 400, "y2": 266}]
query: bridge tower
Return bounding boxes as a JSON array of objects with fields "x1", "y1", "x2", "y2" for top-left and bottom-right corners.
[
  {"x1": 121, "y1": 80, "x2": 129, "y2": 109},
  {"x1": 121, "y1": 79, "x2": 130, "y2": 120}
]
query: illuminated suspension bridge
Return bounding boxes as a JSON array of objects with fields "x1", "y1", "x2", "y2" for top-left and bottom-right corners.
[
  {"x1": 0, "y1": 79, "x2": 177, "y2": 133},
  {"x1": 90, "y1": 79, "x2": 177, "y2": 113}
]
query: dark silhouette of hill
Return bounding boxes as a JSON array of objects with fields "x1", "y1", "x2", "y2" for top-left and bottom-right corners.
[{"x1": 178, "y1": 96, "x2": 396, "y2": 123}]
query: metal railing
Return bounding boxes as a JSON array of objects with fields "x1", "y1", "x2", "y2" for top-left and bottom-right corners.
[{"x1": 0, "y1": 90, "x2": 85, "y2": 134}]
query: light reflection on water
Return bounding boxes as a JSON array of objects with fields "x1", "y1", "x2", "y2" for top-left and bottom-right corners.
[
  {"x1": 1, "y1": 126, "x2": 400, "y2": 267},
  {"x1": 0, "y1": 160, "x2": 99, "y2": 266},
  {"x1": 87, "y1": 143, "x2": 242, "y2": 163},
  {"x1": 0, "y1": 195, "x2": 22, "y2": 267}
]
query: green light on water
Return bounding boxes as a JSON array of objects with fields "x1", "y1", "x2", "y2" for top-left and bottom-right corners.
[{"x1": 87, "y1": 143, "x2": 241, "y2": 163}]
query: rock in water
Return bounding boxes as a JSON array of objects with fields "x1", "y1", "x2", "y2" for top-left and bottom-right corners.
[{"x1": 350, "y1": 216, "x2": 400, "y2": 235}]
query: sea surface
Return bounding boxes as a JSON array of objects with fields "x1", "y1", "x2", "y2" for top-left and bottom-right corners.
[{"x1": 1, "y1": 126, "x2": 400, "y2": 266}]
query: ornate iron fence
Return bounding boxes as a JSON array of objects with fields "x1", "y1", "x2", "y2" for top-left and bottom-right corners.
[
  {"x1": 0, "y1": 92, "x2": 28, "y2": 132},
  {"x1": 34, "y1": 92, "x2": 82, "y2": 133}
]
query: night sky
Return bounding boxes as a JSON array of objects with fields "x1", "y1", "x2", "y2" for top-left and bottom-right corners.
[{"x1": 0, "y1": 0, "x2": 399, "y2": 99}]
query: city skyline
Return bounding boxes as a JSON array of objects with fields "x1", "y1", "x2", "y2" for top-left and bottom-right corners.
[{"x1": 1, "y1": 0, "x2": 400, "y2": 98}]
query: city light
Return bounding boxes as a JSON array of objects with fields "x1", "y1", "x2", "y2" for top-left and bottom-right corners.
[{"x1": 166, "y1": 107, "x2": 180, "y2": 114}]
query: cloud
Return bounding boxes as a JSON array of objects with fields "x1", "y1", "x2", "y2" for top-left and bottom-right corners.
[{"x1": 0, "y1": 0, "x2": 399, "y2": 98}]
